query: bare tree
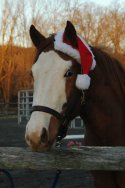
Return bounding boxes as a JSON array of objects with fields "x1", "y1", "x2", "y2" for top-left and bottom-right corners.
[
  {"x1": 0, "y1": 0, "x2": 125, "y2": 106},
  {"x1": 0, "y1": 0, "x2": 18, "y2": 105}
]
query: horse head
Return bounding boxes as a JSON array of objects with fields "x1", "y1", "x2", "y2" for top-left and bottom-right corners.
[{"x1": 25, "y1": 21, "x2": 96, "y2": 151}]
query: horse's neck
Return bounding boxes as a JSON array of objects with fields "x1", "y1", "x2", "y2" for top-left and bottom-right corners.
[{"x1": 66, "y1": 90, "x2": 83, "y2": 121}]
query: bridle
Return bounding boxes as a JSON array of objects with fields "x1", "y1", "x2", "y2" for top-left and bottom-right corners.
[
  {"x1": 31, "y1": 105, "x2": 71, "y2": 142},
  {"x1": 31, "y1": 90, "x2": 84, "y2": 142}
]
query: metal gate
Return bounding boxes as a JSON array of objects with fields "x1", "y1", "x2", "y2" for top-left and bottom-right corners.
[{"x1": 18, "y1": 90, "x2": 33, "y2": 124}]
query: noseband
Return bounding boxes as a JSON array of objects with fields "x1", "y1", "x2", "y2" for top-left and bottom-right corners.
[
  {"x1": 31, "y1": 87, "x2": 83, "y2": 142},
  {"x1": 31, "y1": 106, "x2": 63, "y2": 120},
  {"x1": 31, "y1": 105, "x2": 70, "y2": 141}
]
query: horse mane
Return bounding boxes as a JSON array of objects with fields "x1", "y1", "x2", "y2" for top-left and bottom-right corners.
[
  {"x1": 91, "y1": 47, "x2": 125, "y2": 98},
  {"x1": 92, "y1": 46, "x2": 124, "y2": 73}
]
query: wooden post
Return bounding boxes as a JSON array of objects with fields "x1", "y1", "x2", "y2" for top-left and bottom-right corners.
[{"x1": 0, "y1": 147, "x2": 125, "y2": 170}]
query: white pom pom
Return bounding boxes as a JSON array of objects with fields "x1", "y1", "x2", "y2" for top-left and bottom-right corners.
[{"x1": 75, "y1": 74, "x2": 91, "y2": 90}]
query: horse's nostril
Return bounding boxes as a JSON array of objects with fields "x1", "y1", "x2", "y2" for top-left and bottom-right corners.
[{"x1": 41, "y1": 128, "x2": 48, "y2": 144}]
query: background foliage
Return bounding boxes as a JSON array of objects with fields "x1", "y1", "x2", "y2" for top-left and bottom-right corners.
[{"x1": 0, "y1": 0, "x2": 125, "y2": 104}]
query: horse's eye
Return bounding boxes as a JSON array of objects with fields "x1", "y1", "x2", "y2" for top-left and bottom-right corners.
[{"x1": 64, "y1": 70, "x2": 73, "y2": 77}]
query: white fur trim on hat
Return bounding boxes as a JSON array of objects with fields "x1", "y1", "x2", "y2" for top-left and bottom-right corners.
[
  {"x1": 91, "y1": 59, "x2": 96, "y2": 70},
  {"x1": 75, "y1": 74, "x2": 91, "y2": 90},
  {"x1": 54, "y1": 31, "x2": 80, "y2": 63}
]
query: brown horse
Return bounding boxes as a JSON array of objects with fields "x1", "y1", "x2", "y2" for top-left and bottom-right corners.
[{"x1": 25, "y1": 21, "x2": 125, "y2": 188}]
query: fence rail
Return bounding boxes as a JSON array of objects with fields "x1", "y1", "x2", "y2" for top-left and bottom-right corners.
[{"x1": 0, "y1": 147, "x2": 125, "y2": 170}]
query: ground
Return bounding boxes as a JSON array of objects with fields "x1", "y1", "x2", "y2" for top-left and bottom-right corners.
[{"x1": 0, "y1": 118, "x2": 92, "y2": 188}]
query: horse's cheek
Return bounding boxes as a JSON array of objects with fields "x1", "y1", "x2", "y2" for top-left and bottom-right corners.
[
  {"x1": 66, "y1": 77, "x2": 76, "y2": 99},
  {"x1": 49, "y1": 116, "x2": 60, "y2": 143}
]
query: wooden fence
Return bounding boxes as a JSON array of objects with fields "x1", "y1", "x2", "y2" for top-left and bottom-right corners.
[{"x1": 0, "y1": 147, "x2": 125, "y2": 170}]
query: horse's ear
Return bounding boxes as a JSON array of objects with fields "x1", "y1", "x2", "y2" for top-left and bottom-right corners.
[
  {"x1": 64, "y1": 21, "x2": 78, "y2": 48},
  {"x1": 29, "y1": 25, "x2": 46, "y2": 48}
]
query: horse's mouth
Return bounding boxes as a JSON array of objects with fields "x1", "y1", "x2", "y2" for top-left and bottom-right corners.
[{"x1": 28, "y1": 138, "x2": 56, "y2": 152}]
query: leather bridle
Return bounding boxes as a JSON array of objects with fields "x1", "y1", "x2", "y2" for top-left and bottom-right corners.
[
  {"x1": 31, "y1": 105, "x2": 71, "y2": 141},
  {"x1": 31, "y1": 90, "x2": 83, "y2": 142},
  {"x1": 31, "y1": 106, "x2": 63, "y2": 120}
]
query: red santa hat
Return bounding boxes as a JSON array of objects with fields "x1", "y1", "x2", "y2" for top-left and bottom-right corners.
[{"x1": 54, "y1": 31, "x2": 96, "y2": 90}]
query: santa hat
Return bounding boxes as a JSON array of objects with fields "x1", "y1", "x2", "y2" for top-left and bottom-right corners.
[{"x1": 54, "y1": 31, "x2": 96, "y2": 90}]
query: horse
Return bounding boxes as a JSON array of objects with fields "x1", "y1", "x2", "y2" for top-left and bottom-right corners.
[{"x1": 25, "y1": 21, "x2": 125, "y2": 188}]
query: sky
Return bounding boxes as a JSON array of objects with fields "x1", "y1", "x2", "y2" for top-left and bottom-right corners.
[
  {"x1": 86, "y1": 0, "x2": 125, "y2": 6},
  {"x1": 0, "y1": 0, "x2": 125, "y2": 46}
]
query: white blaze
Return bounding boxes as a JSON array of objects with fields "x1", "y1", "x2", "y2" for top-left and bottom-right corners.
[{"x1": 26, "y1": 51, "x2": 72, "y2": 137}]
